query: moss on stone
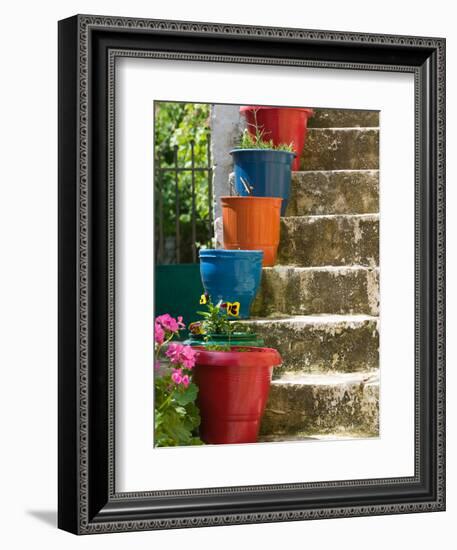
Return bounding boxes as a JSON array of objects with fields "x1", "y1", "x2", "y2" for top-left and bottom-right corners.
[
  {"x1": 260, "y1": 373, "x2": 379, "y2": 436},
  {"x1": 278, "y1": 214, "x2": 379, "y2": 267},
  {"x1": 286, "y1": 170, "x2": 379, "y2": 216},
  {"x1": 301, "y1": 128, "x2": 379, "y2": 171}
]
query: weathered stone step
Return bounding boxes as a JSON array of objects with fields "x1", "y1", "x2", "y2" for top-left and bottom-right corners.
[
  {"x1": 300, "y1": 128, "x2": 379, "y2": 170},
  {"x1": 259, "y1": 431, "x2": 378, "y2": 442},
  {"x1": 228, "y1": 170, "x2": 379, "y2": 216},
  {"x1": 278, "y1": 214, "x2": 379, "y2": 267},
  {"x1": 251, "y1": 266, "x2": 379, "y2": 317},
  {"x1": 260, "y1": 371, "x2": 379, "y2": 437},
  {"x1": 308, "y1": 109, "x2": 379, "y2": 129},
  {"x1": 245, "y1": 315, "x2": 379, "y2": 375},
  {"x1": 286, "y1": 170, "x2": 379, "y2": 216}
]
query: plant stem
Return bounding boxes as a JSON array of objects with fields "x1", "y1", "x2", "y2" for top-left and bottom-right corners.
[
  {"x1": 158, "y1": 392, "x2": 174, "y2": 412},
  {"x1": 155, "y1": 333, "x2": 175, "y2": 362}
]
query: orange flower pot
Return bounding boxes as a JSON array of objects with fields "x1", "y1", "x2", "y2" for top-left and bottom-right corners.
[{"x1": 221, "y1": 196, "x2": 282, "y2": 267}]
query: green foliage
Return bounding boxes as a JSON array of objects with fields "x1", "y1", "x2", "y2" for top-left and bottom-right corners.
[
  {"x1": 236, "y1": 109, "x2": 294, "y2": 152},
  {"x1": 195, "y1": 298, "x2": 251, "y2": 338},
  {"x1": 154, "y1": 102, "x2": 212, "y2": 260},
  {"x1": 203, "y1": 344, "x2": 232, "y2": 351},
  {"x1": 154, "y1": 314, "x2": 203, "y2": 447},
  {"x1": 237, "y1": 128, "x2": 295, "y2": 152},
  {"x1": 154, "y1": 376, "x2": 203, "y2": 447},
  {"x1": 197, "y1": 299, "x2": 234, "y2": 335}
]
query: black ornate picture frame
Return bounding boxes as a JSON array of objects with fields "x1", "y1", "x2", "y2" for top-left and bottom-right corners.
[{"x1": 58, "y1": 14, "x2": 446, "y2": 534}]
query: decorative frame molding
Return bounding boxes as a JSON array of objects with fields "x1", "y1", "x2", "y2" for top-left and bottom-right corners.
[{"x1": 58, "y1": 14, "x2": 445, "y2": 534}]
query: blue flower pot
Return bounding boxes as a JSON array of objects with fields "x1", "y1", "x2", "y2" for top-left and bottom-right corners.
[
  {"x1": 230, "y1": 149, "x2": 295, "y2": 216},
  {"x1": 199, "y1": 249, "x2": 264, "y2": 319}
]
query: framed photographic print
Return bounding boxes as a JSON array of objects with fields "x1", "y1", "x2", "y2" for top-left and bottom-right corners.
[{"x1": 58, "y1": 14, "x2": 446, "y2": 534}]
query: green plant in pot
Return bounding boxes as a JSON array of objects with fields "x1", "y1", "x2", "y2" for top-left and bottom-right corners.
[
  {"x1": 184, "y1": 293, "x2": 264, "y2": 349},
  {"x1": 185, "y1": 294, "x2": 282, "y2": 445},
  {"x1": 238, "y1": 125, "x2": 295, "y2": 152}
]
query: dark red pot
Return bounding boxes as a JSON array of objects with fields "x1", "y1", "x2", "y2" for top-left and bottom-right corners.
[
  {"x1": 240, "y1": 106, "x2": 314, "y2": 171},
  {"x1": 193, "y1": 346, "x2": 282, "y2": 444}
]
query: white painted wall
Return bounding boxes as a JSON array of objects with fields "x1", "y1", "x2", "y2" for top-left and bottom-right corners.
[
  {"x1": 0, "y1": 1, "x2": 454, "y2": 549},
  {"x1": 210, "y1": 104, "x2": 244, "y2": 219}
]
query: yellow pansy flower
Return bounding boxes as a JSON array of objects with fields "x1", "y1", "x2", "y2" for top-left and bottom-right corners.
[{"x1": 226, "y1": 302, "x2": 240, "y2": 317}]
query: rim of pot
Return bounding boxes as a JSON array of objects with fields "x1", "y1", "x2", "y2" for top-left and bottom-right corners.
[
  {"x1": 189, "y1": 332, "x2": 259, "y2": 339},
  {"x1": 230, "y1": 148, "x2": 296, "y2": 157},
  {"x1": 220, "y1": 195, "x2": 283, "y2": 203},
  {"x1": 194, "y1": 345, "x2": 282, "y2": 367},
  {"x1": 239, "y1": 105, "x2": 314, "y2": 116},
  {"x1": 199, "y1": 248, "x2": 264, "y2": 257}
]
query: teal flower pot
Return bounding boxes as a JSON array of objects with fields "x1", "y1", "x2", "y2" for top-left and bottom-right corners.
[{"x1": 199, "y1": 249, "x2": 263, "y2": 319}]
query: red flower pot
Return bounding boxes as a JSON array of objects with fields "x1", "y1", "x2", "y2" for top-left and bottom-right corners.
[
  {"x1": 193, "y1": 346, "x2": 282, "y2": 444},
  {"x1": 240, "y1": 106, "x2": 314, "y2": 171}
]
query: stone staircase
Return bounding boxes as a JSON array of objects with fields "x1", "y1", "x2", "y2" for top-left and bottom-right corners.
[{"x1": 248, "y1": 108, "x2": 380, "y2": 441}]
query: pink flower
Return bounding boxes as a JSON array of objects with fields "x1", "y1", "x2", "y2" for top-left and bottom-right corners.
[
  {"x1": 177, "y1": 316, "x2": 185, "y2": 330},
  {"x1": 155, "y1": 313, "x2": 185, "y2": 334},
  {"x1": 180, "y1": 346, "x2": 197, "y2": 369},
  {"x1": 165, "y1": 343, "x2": 184, "y2": 363},
  {"x1": 165, "y1": 343, "x2": 196, "y2": 370},
  {"x1": 171, "y1": 368, "x2": 183, "y2": 385},
  {"x1": 154, "y1": 322, "x2": 164, "y2": 344},
  {"x1": 181, "y1": 375, "x2": 190, "y2": 388}
]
